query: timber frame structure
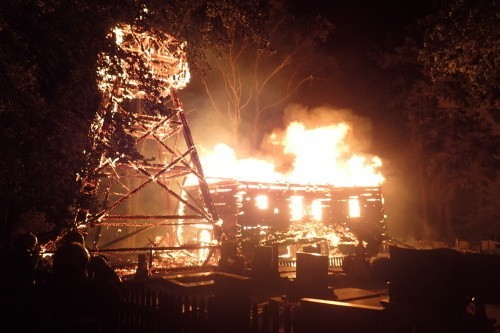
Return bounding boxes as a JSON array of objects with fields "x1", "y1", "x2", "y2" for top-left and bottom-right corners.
[{"x1": 75, "y1": 24, "x2": 220, "y2": 267}]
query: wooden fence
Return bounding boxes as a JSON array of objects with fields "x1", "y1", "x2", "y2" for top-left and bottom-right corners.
[
  {"x1": 111, "y1": 289, "x2": 213, "y2": 332},
  {"x1": 279, "y1": 255, "x2": 345, "y2": 269},
  {"x1": 101, "y1": 288, "x2": 296, "y2": 333}
]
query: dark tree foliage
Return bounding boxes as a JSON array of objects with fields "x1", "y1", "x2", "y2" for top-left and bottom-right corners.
[
  {"x1": 412, "y1": 0, "x2": 499, "y2": 240},
  {"x1": 371, "y1": 0, "x2": 499, "y2": 240},
  {"x1": 0, "y1": 0, "x2": 120, "y2": 245},
  {"x1": 0, "y1": 0, "x2": 274, "y2": 247}
]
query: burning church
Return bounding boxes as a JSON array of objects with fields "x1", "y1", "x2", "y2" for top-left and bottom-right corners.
[
  {"x1": 182, "y1": 120, "x2": 388, "y2": 265},
  {"x1": 189, "y1": 179, "x2": 387, "y2": 258}
]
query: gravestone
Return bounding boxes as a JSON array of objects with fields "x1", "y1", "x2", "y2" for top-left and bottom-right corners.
[{"x1": 294, "y1": 252, "x2": 332, "y2": 300}]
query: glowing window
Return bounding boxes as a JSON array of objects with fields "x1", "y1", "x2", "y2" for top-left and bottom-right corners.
[
  {"x1": 255, "y1": 195, "x2": 268, "y2": 209},
  {"x1": 198, "y1": 229, "x2": 212, "y2": 260},
  {"x1": 290, "y1": 196, "x2": 304, "y2": 221},
  {"x1": 348, "y1": 197, "x2": 361, "y2": 218},
  {"x1": 311, "y1": 199, "x2": 323, "y2": 221}
]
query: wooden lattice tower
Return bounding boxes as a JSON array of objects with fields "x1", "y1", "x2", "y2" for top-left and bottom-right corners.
[{"x1": 76, "y1": 25, "x2": 219, "y2": 264}]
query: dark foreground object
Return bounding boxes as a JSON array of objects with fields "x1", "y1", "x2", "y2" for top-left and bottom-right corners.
[
  {"x1": 382, "y1": 246, "x2": 499, "y2": 333},
  {"x1": 1, "y1": 247, "x2": 499, "y2": 332}
]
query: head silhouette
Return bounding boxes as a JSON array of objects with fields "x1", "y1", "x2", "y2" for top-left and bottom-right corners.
[
  {"x1": 52, "y1": 241, "x2": 90, "y2": 282},
  {"x1": 58, "y1": 230, "x2": 85, "y2": 247},
  {"x1": 13, "y1": 232, "x2": 38, "y2": 254}
]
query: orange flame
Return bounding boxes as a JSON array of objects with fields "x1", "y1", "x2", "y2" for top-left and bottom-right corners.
[{"x1": 193, "y1": 120, "x2": 384, "y2": 187}]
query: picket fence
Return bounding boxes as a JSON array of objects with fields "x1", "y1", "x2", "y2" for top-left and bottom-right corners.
[{"x1": 101, "y1": 288, "x2": 294, "y2": 333}]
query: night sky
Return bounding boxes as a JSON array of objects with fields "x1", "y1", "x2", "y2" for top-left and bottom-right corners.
[
  {"x1": 289, "y1": 0, "x2": 433, "y2": 109},
  {"x1": 291, "y1": 0, "x2": 433, "y2": 53}
]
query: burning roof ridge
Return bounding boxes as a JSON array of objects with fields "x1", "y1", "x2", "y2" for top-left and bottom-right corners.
[{"x1": 203, "y1": 177, "x2": 381, "y2": 190}]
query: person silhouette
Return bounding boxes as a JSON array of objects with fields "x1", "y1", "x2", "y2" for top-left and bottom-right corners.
[
  {"x1": 41, "y1": 241, "x2": 99, "y2": 333},
  {"x1": 88, "y1": 254, "x2": 124, "y2": 300},
  {"x1": 0, "y1": 232, "x2": 43, "y2": 333},
  {"x1": 2, "y1": 232, "x2": 40, "y2": 291},
  {"x1": 57, "y1": 229, "x2": 86, "y2": 248},
  {"x1": 88, "y1": 254, "x2": 125, "y2": 330}
]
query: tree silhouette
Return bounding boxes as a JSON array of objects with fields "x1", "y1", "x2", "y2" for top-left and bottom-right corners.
[
  {"x1": 200, "y1": 0, "x2": 333, "y2": 148},
  {"x1": 372, "y1": 0, "x2": 498, "y2": 240}
]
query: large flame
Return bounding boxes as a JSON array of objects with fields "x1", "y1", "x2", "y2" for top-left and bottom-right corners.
[{"x1": 193, "y1": 120, "x2": 384, "y2": 187}]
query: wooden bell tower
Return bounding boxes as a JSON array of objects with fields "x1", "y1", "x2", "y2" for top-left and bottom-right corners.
[{"x1": 75, "y1": 24, "x2": 219, "y2": 268}]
